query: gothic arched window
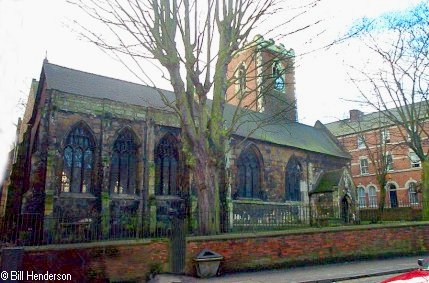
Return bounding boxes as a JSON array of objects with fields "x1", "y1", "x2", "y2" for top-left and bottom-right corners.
[
  {"x1": 155, "y1": 134, "x2": 179, "y2": 195},
  {"x1": 285, "y1": 157, "x2": 302, "y2": 201},
  {"x1": 61, "y1": 124, "x2": 95, "y2": 193},
  {"x1": 237, "y1": 146, "x2": 262, "y2": 198},
  {"x1": 110, "y1": 129, "x2": 138, "y2": 194}
]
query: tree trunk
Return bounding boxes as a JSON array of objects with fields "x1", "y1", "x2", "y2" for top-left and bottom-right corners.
[
  {"x1": 421, "y1": 159, "x2": 429, "y2": 220},
  {"x1": 193, "y1": 147, "x2": 221, "y2": 235},
  {"x1": 379, "y1": 183, "x2": 386, "y2": 211}
]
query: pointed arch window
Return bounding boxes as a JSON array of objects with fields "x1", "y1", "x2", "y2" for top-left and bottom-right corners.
[
  {"x1": 110, "y1": 130, "x2": 138, "y2": 194},
  {"x1": 237, "y1": 146, "x2": 261, "y2": 198},
  {"x1": 155, "y1": 134, "x2": 179, "y2": 196},
  {"x1": 61, "y1": 125, "x2": 95, "y2": 193},
  {"x1": 285, "y1": 157, "x2": 302, "y2": 201}
]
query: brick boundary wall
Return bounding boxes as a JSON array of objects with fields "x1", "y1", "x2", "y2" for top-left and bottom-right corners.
[
  {"x1": 21, "y1": 239, "x2": 169, "y2": 282},
  {"x1": 4, "y1": 223, "x2": 429, "y2": 281},
  {"x1": 186, "y1": 222, "x2": 429, "y2": 275}
]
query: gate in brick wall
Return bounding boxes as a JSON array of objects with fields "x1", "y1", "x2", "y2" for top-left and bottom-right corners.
[{"x1": 167, "y1": 198, "x2": 187, "y2": 274}]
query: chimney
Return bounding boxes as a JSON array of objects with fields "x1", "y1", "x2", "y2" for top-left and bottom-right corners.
[{"x1": 349, "y1": 109, "x2": 363, "y2": 122}]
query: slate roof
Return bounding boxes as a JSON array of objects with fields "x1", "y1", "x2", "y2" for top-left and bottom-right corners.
[
  {"x1": 325, "y1": 103, "x2": 427, "y2": 137},
  {"x1": 42, "y1": 62, "x2": 350, "y2": 159}
]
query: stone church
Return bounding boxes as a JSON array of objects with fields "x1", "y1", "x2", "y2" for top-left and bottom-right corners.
[{"x1": 1, "y1": 36, "x2": 355, "y2": 237}]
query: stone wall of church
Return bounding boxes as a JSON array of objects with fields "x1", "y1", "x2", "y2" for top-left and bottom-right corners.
[
  {"x1": 229, "y1": 137, "x2": 349, "y2": 203},
  {"x1": 17, "y1": 88, "x2": 348, "y2": 235}
]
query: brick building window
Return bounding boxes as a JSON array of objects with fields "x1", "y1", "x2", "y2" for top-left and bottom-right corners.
[
  {"x1": 357, "y1": 186, "x2": 366, "y2": 208},
  {"x1": 359, "y1": 158, "x2": 369, "y2": 175},
  {"x1": 385, "y1": 152, "x2": 393, "y2": 171},
  {"x1": 357, "y1": 135, "x2": 365, "y2": 149},
  {"x1": 381, "y1": 129, "x2": 390, "y2": 144},
  {"x1": 409, "y1": 150, "x2": 421, "y2": 168},
  {"x1": 237, "y1": 146, "x2": 262, "y2": 199},
  {"x1": 61, "y1": 124, "x2": 95, "y2": 193},
  {"x1": 110, "y1": 129, "x2": 137, "y2": 194},
  {"x1": 155, "y1": 133, "x2": 179, "y2": 196},
  {"x1": 408, "y1": 182, "x2": 419, "y2": 205},
  {"x1": 368, "y1": 185, "x2": 377, "y2": 208},
  {"x1": 285, "y1": 156, "x2": 302, "y2": 201}
]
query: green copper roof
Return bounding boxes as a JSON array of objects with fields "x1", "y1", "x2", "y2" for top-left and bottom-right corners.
[{"x1": 253, "y1": 35, "x2": 295, "y2": 57}]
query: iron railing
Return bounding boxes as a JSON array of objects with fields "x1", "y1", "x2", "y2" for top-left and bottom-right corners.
[
  {"x1": 359, "y1": 200, "x2": 424, "y2": 222},
  {"x1": 0, "y1": 213, "x2": 172, "y2": 247},
  {"x1": 1, "y1": 200, "x2": 428, "y2": 247}
]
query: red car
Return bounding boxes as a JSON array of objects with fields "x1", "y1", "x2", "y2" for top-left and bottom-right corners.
[{"x1": 382, "y1": 259, "x2": 429, "y2": 283}]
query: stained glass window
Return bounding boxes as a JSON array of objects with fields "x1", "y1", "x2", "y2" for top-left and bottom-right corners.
[
  {"x1": 237, "y1": 146, "x2": 261, "y2": 198},
  {"x1": 61, "y1": 125, "x2": 94, "y2": 193},
  {"x1": 285, "y1": 157, "x2": 301, "y2": 201},
  {"x1": 155, "y1": 134, "x2": 179, "y2": 196},
  {"x1": 110, "y1": 130, "x2": 137, "y2": 194}
]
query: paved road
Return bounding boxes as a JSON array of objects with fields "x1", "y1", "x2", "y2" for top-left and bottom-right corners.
[
  {"x1": 341, "y1": 273, "x2": 403, "y2": 283},
  {"x1": 150, "y1": 255, "x2": 427, "y2": 283}
]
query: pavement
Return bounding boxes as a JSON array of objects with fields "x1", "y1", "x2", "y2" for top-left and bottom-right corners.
[{"x1": 149, "y1": 255, "x2": 427, "y2": 283}]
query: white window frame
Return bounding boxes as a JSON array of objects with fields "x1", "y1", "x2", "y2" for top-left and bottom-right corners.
[
  {"x1": 409, "y1": 150, "x2": 421, "y2": 168},
  {"x1": 381, "y1": 128, "x2": 391, "y2": 144},
  {"x1": 359, "y1": 157, "x2": 369, "y2": 175},
  {"x1": 357, "y1": 135, "x2": 366, "y2": 149},
  {"x1": 408, "y1": 182, "x2": 419, "y2": 205},
  {"x1": 385, "y1": 152, "x2": 393, "y2": 171},
  {"x1": 357, "y1": 186, "x2": 366, "y2": 208},
  {"x1": 367, "y1": 185, "x2": 378, "y2": 208}
]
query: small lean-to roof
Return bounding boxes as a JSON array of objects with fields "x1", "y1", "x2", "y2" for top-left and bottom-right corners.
[
  {"x1": 312, "y1": 169, "x2": 344, "y2": 194},
  {"x1": 42, "y1": 62, "x2": 349, "y2": 159}
]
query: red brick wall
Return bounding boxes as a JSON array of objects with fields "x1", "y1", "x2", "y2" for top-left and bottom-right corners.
[
  {"x1": 186, "y1": 223, "x2": 429, "y2": 275},
  {"x1": 337, "y1": 123, "x2": 429, "y2": 205},
  {"x1": 22, "y1": 240, "x2": 169, "y2": 282},
  {"x1": 17, "y1": 224, "x2": 429, "y2": 280}
]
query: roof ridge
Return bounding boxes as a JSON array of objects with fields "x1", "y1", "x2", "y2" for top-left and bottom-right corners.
[
  {"x1": 325, "y1": 101, "x2": 426, "y2": 126},
  {"x1": 43, "y1": 62, "x2": 174, "y2": 94}
]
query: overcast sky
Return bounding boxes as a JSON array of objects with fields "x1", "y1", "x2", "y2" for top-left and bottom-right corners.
[{"x1": 0, "y1": 0, "x2": 424, "y2": 175}]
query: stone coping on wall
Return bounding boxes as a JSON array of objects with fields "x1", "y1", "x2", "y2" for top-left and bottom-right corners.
[
  {"x1": 22, "y1": 238, "x2": 169, "y2": 252},
  {"x1": 110, "y1": 194, "x2": 141, "y2": 200},
  {"x1": 233, "y1": 199, "x2": 302, "y2": 205},
  {"x1": 57, "y1": 192, "x2": 97, "y2": 199},
  {"x1": 188, "y1": 221, "x2": 429, "y2": 242}
]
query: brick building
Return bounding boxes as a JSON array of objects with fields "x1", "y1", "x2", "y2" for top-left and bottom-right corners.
[
  {"x1": 1, "y1": 37, "x2": 353, "y2": 238},
  {"x1": 325, "y1": 109, "x2": 427, "y2": 209}
]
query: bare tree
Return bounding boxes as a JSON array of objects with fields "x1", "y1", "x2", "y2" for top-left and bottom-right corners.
[
  {"x1": 348, "y1": 1, "x2": 429, "y2": 218},
  {"x1": 341, "y1": 112, "x2": 403, "y2": 209},
  {"x1": 69, "y1": 0, "x2": 321, "y2": 234}
]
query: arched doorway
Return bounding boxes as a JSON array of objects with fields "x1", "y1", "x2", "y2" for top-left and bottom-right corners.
[
  {"x1": 388, "y1": 183, "x2": 398, "y2": 208},
  {"x1": 340, "y1": 196, "x2": 350, "y2": 223}
]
